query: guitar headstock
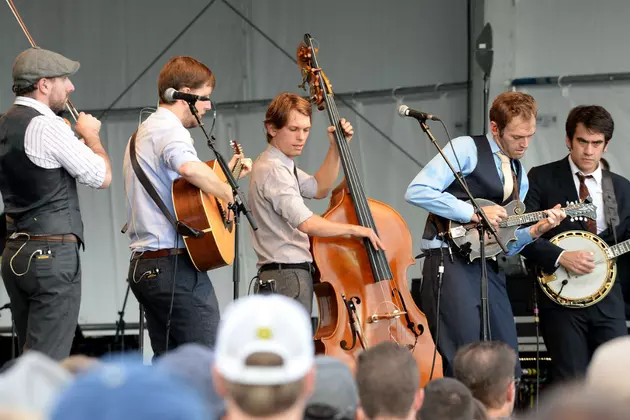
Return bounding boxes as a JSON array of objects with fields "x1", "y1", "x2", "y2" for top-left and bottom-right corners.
[
  {"x1": 230, "y1": 140, "x2": 244, "y2": 157},
  {"x1": 297, "y1": 34, "x2": 332, "y2": 111},
  {"x1": 564, "y1": 197, "x2": 597, "y2": 222}
]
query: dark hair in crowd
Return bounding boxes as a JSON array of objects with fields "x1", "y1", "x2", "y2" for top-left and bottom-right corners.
[{"x1": 418, "y1": 378, "x2": 474, "y2": 420}]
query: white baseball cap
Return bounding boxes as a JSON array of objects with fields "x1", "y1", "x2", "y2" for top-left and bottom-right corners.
[{"x1": 215, "y1": 294, "x2": 315, "y2": 385}]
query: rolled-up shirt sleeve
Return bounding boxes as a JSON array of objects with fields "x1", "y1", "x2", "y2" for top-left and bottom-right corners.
[
  {"x1": 296, "y1": 167, "x2": 318, "y2": 199},
  {"x1": 262, "y1": 166, "x2": 313, "y2": 228},
  {"x1": 26, "y1": 116, "x2": 107, "y2": 189},
  {"x1": 152, "y1": 127, "x2": 201, "y2": 173}
]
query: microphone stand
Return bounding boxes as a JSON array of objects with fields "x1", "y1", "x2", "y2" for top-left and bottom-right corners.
[
  {"x1": 417, "y1": 118, "x2": 508, "y2": 341},
  {"x1": 187, "y1": 102, "x2": 258, "y2": 300}
]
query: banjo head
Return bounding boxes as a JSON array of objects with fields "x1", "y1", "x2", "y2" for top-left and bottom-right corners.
[{"x1": 539, "y1": 230, "x2": 616, "y2": 308}]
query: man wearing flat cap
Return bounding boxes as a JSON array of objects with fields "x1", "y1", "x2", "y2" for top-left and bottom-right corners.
[{"x1": 0, "y1": 47, "x2": 112, "y2": 360}]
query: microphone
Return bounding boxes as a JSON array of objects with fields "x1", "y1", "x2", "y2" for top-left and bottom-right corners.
[
  {"x1": 397, "y1": 104, "x2": 441, "y2": 121},
  {"x1": 163, "y1": 88, "x2": 211, "y2": 103}
]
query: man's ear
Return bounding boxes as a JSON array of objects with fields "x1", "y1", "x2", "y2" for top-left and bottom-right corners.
[
  {"x1": 413, "y1": 388, "x2": 424, "y2": 411},
  {"x1": 356, "y1": 406, "x2": 366, "y2": 420},
  {"x1": 490, "y1": 120, "x2": 499, "y2": 137},
  {"x1": 506, "y1": 380, "x2": 516, "y2": 403},
  {"x1": 36, "y1": 78, "x2": 49, "y2": 95},
  {"x1": 212, "y1": 366, "x2": 228, "y2": 397},
  {"x1": 266, "y1": 123, "x2": 278, "y2": 139},
  {"x1": 565, "y1": 136, "x2": 573, "y2": 151}
]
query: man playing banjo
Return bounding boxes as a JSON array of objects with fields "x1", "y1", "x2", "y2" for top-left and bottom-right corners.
[{"x1": 521, "y1": 105, "x2": 629, "y2": 382}]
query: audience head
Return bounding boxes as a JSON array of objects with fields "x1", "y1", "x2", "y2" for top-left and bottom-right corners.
[
  {"x1": 0, "y1": 351, "x2": 71, "y2": 415},
  {"x1": 157, "y1": 343, "x2": 225, "y2": 417},
  {"x1": 50, "y1": 357, "x2": 210, "y2": 420},
  {"x1": 356, "y1": 342, "x2": 422, "y2": 420},
  {"x1": 453, "y1": 341, "x2": 517, "y2": 418},
  {"x1": 586, "y1": 336, "x2": 630, "y2": 405},
  {"x1": 472, "y1": 398, "x2": 489, "y2": 420},
  {"x1": 305, "y1": 356, "x2": 358, "y2": 420},
  {"x1": 521, "y1": 382, "x2": 626, "y2": 420},
  {"x1": 213, "y1": 294, "x2": 315, "y2": 419},
  {"x1": 418, "y1": 378, "x2": 475, "y2": 420}
]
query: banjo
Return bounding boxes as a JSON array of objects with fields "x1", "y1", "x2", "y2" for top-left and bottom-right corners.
[
  {"x1": 538, "y1": 230, "x2": 630, "y2": 308},
  {"x1": 448, "y1": 198, "x2": 597, "y2": 262}
]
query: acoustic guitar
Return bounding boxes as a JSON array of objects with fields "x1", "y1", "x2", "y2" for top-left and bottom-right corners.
[
  {"x1": 448, "y1": 198, "x2": 597, "y2": 261},
  {"x1": 172, "y1": 141, "x2": 245, "y2": 271}
]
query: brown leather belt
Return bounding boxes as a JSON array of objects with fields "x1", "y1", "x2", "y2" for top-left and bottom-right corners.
[
  {"x1": 10, "y1": 234, "x2": 78, "y2": 243},
  {"x1": 131, "y1": 248, "x2": 187, "y2": 260}
]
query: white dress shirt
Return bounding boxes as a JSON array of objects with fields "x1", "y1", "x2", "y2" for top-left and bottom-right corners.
[
  {"x1": 568, "y1": 155, "x2": 607, "y2": 234},
  {"x1": 16, "y1": 96, "x2": 106, "y2": 189}
]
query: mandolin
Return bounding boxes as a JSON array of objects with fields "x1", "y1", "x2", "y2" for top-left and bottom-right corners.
[
  {"x1": 171, "y1": 141, "x2": 245, "y2": 271},
  {"x1": 448, "y1": 198, "x2": 597, "y2": 261}
]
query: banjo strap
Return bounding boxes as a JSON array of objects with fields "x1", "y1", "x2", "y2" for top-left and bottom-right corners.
[{"x1": 602, "y1": 169, "x2": 619, "y2": 245}]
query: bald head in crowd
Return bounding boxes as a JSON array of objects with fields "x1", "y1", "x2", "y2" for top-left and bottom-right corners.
[{"x1": 453, "y1": 341, "x2": 517, "y2": 419}]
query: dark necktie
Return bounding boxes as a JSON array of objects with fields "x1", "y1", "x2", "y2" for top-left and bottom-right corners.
[{"x1": 576, "y1": 172, "x2": 597, "y2": 234}]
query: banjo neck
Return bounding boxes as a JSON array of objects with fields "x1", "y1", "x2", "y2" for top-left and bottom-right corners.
[{"x1": 608, "y1": 238, "x2": 630, "y2": 259}]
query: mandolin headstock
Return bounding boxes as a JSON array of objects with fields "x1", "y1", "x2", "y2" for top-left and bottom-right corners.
[
  {"x1": 297, "y1": 34, "x2": 332, "y2": 111},
  {"x1": 230, "y1": 140, "x2": 244, "y2": 157},
  {"x1": 564, "y1": 197, "x2": 597, "y2": 222}
]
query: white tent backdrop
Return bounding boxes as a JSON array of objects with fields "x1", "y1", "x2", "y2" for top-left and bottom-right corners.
[
  {"x1": 0, "y1": 0, "x2": 470, "y2": 328},
  {"x1": 4, "y1": 0, "x2": 630, "y2": 330}
]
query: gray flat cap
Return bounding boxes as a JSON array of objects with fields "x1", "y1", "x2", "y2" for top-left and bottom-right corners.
[{"x1": 12, "y1": 47, "x2": 80, "y2": 87}]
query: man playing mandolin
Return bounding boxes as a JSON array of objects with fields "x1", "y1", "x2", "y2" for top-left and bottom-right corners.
[
  {"x1": 521, "y1": 105, "x2": 629, "y2": 382},
  {"x1": 405, "y1": 92, "x2": 566, "y2": 377},
  {"x1": 248, "y1": 92, "x2": 383, "y2": 314},
  {"x1": 123, "y1": 56, "x2": 252, "y2": 356}
]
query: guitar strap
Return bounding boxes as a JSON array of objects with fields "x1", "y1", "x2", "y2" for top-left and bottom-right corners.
[
  {"x1": 129, "y1": 130, "x2": 204, "y2": 239},
  {"x1": 601, "y1": 169, "x2": 619, "y2": 245}
]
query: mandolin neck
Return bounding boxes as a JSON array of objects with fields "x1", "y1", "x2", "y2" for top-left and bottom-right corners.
[{"x1": 500, "y1": 211, "x2": 548, "y2": 227}]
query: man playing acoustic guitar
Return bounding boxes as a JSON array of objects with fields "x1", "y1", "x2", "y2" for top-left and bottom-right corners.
[
  {"x1": 521, "y1": 105, "x2": 629, "y2": 382},
  {"x1": 123, "y1": 56, "x2": 251, "y2": 355},
  {"x1": 405, "y1": 92, "x2": 565, "y2": 377}
]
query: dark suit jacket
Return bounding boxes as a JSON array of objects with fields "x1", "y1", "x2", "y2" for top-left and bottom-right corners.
[{"x1": 520, "y1": 156, "x2": 630, "y2": 316}]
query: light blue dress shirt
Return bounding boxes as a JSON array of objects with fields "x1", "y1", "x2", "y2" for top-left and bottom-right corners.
[
  {"x1": 405, "y1": 133, "x2": 534, "y2": 256},
  {"x1": 123, "y1": 107, "x2": 202, "y2": 252}
]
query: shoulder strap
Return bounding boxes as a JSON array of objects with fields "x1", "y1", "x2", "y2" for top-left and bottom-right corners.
[
  {"x1": 601, "y1": 169, "x2": 619, "y2": 244},
  {"x1": 129, "y1": 131, "x2": 204, "y2": 238}
]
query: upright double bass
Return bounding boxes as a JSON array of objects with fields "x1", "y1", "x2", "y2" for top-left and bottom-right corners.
[{"x1": 297, "y1": 34, "x2": 442, "y2": 385}]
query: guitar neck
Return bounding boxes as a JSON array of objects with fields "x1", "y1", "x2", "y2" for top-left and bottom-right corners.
[
  {"x1": 609, "y1": 238, "x2": 630, "y2": 259},
  {"x1": 501, "y1": 211, "x2": 547, "y2": 227}
]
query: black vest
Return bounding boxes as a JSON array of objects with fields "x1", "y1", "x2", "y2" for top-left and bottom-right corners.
[
  {"x1": 0, "y1": 105, "x2": 84, "y2": 244},
  {"x1": 422, "y1": 135, "x2": 523, "y2": 240}
]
